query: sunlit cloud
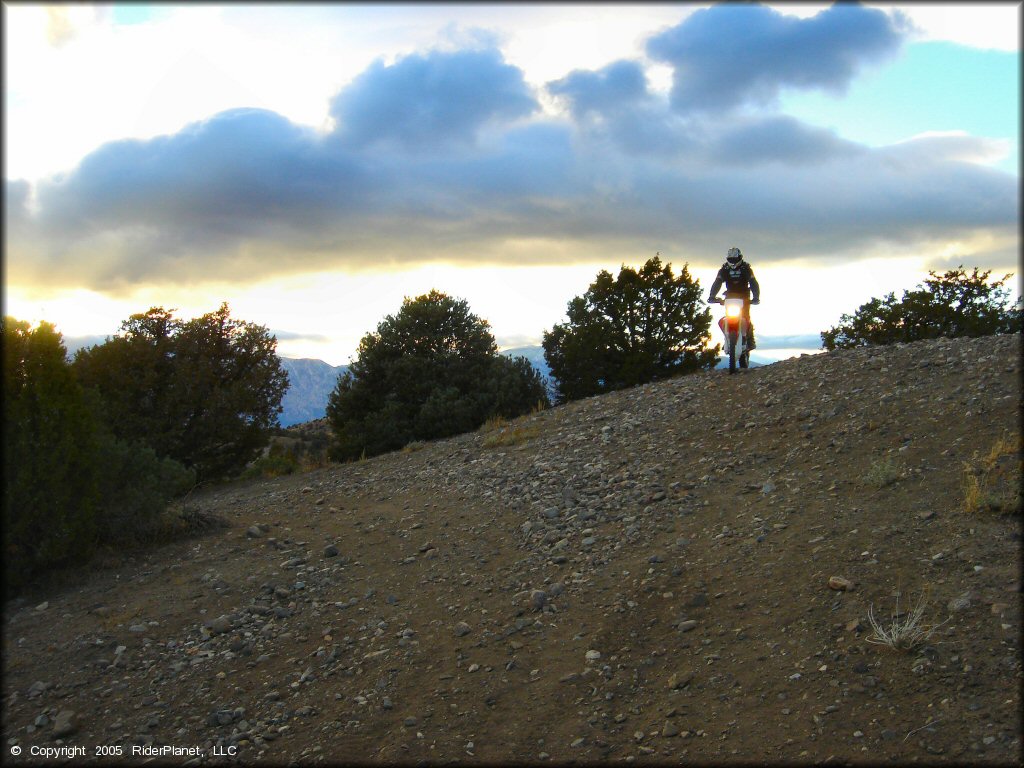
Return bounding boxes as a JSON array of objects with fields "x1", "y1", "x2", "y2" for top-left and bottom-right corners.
[{"x1": 7, "y1": 8, "x2": 1016, "y2": 294}]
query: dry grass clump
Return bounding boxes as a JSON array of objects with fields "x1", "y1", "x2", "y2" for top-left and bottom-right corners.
[
  {"x1": 154, "y1": 505, "x2": 231, "y2": 540},
  {"x1": 480, "y1": 415, "x2": 540, "y2": 448},
  {"x1": 480, "y1": 415, "x2": 510, "y2": 433},
  {"x1": 961, "y1": 432, "x2": 1022, "y2": 515},
  {"x1": 866, "y1": 588, "x2": 950, "y2": 652}
]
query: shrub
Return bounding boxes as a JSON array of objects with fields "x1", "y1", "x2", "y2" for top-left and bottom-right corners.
[
  {"x1": 865, "y1": 455, "x2": 904, "y2": 488},
  {"x1": 3, "y1": 316, "x2": 196, "y2": 597},
  {"x1": 961, "y1": 432, "x2": 1022, "y2": 515},
  {"x1": 92, "y1": 432, "x2": 196, "y2": 543},
  {"x1": 482, "y1": 422, "x2": 541, "y2": 449},
  {"x1": 4, "y1": 318, "x2": 103, "y2": 595},
  {"x1": 822, "y1": 266, "x2": 1021, "y2": 350},
  {"x1": 866, "y1": 588, "x2": 949, "y2": 652}
]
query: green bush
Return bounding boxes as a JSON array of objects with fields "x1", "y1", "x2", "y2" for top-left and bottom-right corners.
[
  {"x1": 327, "y1": 290, "x2": 549, "y2": 460},
  {"x1": 92, "y1": 432, "x2": 195, "y2": 542},
  {"x1": 822, "y1": 266, "x2": 1022, "y2": 350},
  {"x1": 3, "y1": 316, "x2": 197, "y2": 597},
  {"x1": 4, "y1": 318, "x2": 102, "y2": 595},
  {"x1": 243, "y1": 451, "x2": 299, "y2": 479}
]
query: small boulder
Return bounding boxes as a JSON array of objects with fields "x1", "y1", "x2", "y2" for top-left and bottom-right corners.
[
  {"x1": 668, "y1": 671, "x2": 694, "y2": 689},
  {"x1": 530, "y1": 590, "x2": 548, "y2": 612},
  {"x1": 828, "y1": 576, "x2": 854, "y2": 591},
  {"x1": 208, "y1": 615, "x2": 233, "y2": 635},
  {"x1": 52, "y1": 710, "x2": 78, "y2": 738}
]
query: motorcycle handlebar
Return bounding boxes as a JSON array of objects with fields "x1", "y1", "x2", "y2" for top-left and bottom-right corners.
[{"x1": 709, "y1": 297, "x2": 760, "y2": 305}]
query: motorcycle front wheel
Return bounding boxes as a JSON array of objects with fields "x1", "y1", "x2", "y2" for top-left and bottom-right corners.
[{"x1": 728, "y1": 333, "x2": 737, "y2": 374}]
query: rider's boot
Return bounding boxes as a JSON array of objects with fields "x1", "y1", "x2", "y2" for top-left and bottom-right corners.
[{"x1": 747, "y1": 323, "x2": 756, "y2": 350}]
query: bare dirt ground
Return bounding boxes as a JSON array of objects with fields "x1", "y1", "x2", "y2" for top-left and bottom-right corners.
[{"x1": 3, "y1": 333, "x2": 1021, "y2": 766}]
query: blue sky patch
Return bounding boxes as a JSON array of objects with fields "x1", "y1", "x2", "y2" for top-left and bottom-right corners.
[{"x1": 779, "y1": 41, "x2": 1019, "y2": 174}]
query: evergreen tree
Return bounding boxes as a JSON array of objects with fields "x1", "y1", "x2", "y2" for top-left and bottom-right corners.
[
  {"x1": 822, "y1": 266, "x2": 1022, "y2": 350},
  {"x1": 3, "y1": 318, "x2": 101, "y2": 592},
  {"x1": 543, "y1": 256, "x2": 717, "y2": 402},
  {"x1": 327, "y1": 290, "x2": 548, "y2": 460},
  {"x1": 74, "y1": 304, "x2": 288, "y2": 482}
]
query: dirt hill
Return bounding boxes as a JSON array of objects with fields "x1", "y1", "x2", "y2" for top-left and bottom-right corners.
[{"x1": 4, "y1": 334, "x2": 1021, "y2": 766}]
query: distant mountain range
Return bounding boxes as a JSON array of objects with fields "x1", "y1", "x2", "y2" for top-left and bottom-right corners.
[{"x1": 277, "y1": 358, "x2": 348, "y2": 428}]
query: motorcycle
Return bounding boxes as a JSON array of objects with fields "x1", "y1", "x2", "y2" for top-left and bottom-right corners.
[{"x1": 710, "y1": 296, "x2": 752, "y2": 374}]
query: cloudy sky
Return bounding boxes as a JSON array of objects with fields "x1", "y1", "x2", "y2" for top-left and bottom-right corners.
[{"x1": 4, "y1": 3, "x2": 1019, "y2": 366}]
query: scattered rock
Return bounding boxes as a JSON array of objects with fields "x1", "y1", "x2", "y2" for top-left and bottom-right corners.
[
  {"x1": 207, "y1": 615, "x2": 233, "y2": 635},
  {"x1": 668, "y1": 671, "x2": 694, "y2": 689},
  {"x1": 454, "y1": 622, "x2": 472, "y2": 637},
  {"x1": 828, "y1": 576, "x2": 854, "y2": 591},
  {"x1": 530, "y1": 590, "x2": 548, "y2": 611},
  {"x1": 686, "y1": 592, "x2": 709, "y2": 608},
  {"x1": 948, "y1": 591, "x2": 974, "y2": 612},
  {"x1": 52, "y1": 710, "x2": 78, "y2": 738}
]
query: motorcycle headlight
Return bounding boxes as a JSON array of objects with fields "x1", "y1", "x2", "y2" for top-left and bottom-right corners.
[{"x1": 725, "y1": 301, "x2": 742, "y2": 318}]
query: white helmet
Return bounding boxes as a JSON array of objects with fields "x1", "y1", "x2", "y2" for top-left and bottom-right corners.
[{"x1": 726, "y1": 247, "x2": 743, "y2": 266}]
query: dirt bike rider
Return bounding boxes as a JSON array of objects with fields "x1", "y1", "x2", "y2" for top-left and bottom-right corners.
[{"x1": 708, "y1": 247, "x2": 760, "y2": 349}]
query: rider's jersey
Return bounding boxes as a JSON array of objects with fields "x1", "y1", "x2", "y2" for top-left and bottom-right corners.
[{"x1": 709, "y1": 261, "x2": 760, "y2": 301}]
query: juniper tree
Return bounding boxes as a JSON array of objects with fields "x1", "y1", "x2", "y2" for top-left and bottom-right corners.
[{"x1": 543, "y1": 256, "x2": 717, "y2": 403}]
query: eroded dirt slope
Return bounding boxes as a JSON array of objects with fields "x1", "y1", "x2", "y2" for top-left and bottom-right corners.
[{"x1": 3, "y1": 333, "x2": 1021, "y2": 766}]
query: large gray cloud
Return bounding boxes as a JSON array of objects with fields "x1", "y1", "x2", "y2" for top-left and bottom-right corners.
[
  {"x1": 547, "y1": 60, "x2": 651, "y2": 120},
  {"x1": 329, "y1": 46, "x2": 538, "y2": 151},
  {"x1": 545, "y1": 63, "x2": 863, "y2": 166},
  {"x1": 647, "y1": 3, "x2": 911, "y2": 113},
  {"x1": 706, "y1": 115, "x2": 865, "y2": 166},
  {"x1": 6, "y1": 20, "x2": 1018, "y2": 292}
]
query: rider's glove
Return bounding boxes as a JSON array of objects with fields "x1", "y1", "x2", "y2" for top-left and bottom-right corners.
[{"x1": 751, "y1": 299, "x2": 760, "y2": 305}]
